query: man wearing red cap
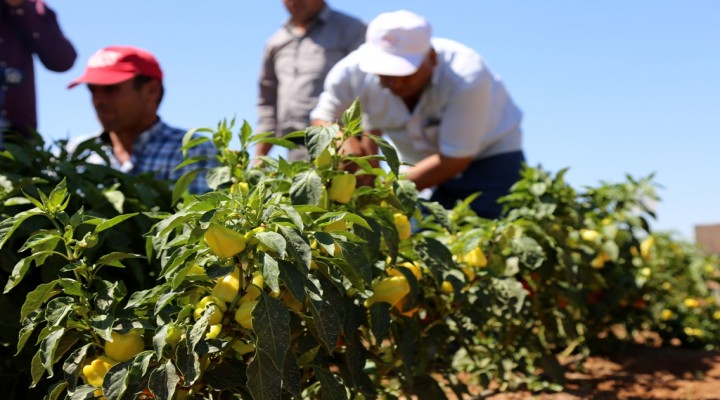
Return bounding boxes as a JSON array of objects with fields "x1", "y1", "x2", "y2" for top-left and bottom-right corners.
[
  {"x1": 68, "y1": 45, "x2": 218, "y2": 194},
  {"x1": 311, "y1": 10, "x2": 525, "y2": 219}
]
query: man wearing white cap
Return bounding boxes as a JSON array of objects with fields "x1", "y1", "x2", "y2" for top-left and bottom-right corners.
[{"x1": 310, "y1": 10, "x2": 525, "y2": 218}]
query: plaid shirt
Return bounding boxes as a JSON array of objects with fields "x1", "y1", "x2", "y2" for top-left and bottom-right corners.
[{"x1": 71, "y1": 119, "x2": 218, "y2": 194}]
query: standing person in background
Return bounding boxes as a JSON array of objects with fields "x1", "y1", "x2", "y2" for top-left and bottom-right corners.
[
  {"x1": 254, "y1": 0, "x2": 365, "y2": 162},
  {"x1": 67, "y1": 46, "x2": 218, "y2": 194},
  {"x1": 311, "y1": 10, "x2": 525, "y2": 219},
  {"x1": 0, "y1": 0, "x2": 76, "y2": 143}
]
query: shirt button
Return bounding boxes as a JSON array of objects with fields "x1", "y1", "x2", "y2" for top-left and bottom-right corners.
[
  {"x1": 1, "y1": 110, "x2": 7, "y2": 117},
  {"x1": 1, "y1": 86, "x2": 7, "y2": 92},
  {"x1": 14, "y1": 8, "x2": 24, "y2": 15},
  {"x1": 32, "y1": 32, "x2": 40, "y2": 39},
  {"x1": 0, "y1": 61, "x2": 6, "y2": 67}
]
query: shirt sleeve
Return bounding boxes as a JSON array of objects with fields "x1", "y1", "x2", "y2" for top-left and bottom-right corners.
[
  {"x1": 438, "y1": 75, "x2": 494, "y2": 158},
  {"x1": 256, "y1": 41, "x2": 278, "y2": 135},
  {"x1": 310, "y1": 55, "x2": 358, "y2": 123},
  {"x1": 7, "y1": 0, "x2": 76, "y2": 72}
]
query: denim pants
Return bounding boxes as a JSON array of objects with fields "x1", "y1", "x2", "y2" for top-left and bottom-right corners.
[{"x1": 429, "y1": 151, "x2": 525, "y2": 219}]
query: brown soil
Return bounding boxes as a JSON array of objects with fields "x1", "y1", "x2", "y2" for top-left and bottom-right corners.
[{"x1": 482, "y1": 346, "x2": 720, "y2": 400}]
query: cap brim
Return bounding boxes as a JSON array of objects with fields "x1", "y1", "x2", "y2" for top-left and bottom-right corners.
[
  {"x1": 358, "y1": 43, "x2": 425, "y2": 76},
  {"x1": 67, "y1": 70, "x2": 138, "y2": 89}
]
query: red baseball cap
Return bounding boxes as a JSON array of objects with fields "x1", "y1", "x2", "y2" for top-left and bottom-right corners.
[{"x1": 68, "y1": 45, "x2": 163, "y2": 89}]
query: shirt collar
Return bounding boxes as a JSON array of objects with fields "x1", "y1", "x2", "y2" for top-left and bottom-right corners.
[
  {"x1": 284, "y1": 4, "x2": 331, "y2": 32},
  {"x1": 98, "y1": 118, "x2": 164, "y2": 149}
]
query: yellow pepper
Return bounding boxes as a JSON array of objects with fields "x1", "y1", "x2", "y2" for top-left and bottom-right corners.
[
  {"x1": 282, "y1": 290, "x2": 304, "y2": 313},
  {"x1": 328, "y1": 174, "x2": 356, "y2": 204},
  {"x1": 105, "y1": 331, "x2": 144, "y2": 363},
  {"x1": 440, "y1": 281, "x2": 454, "y2": 294},
  {"x1": 211, "y1": 267, "x2": 240, "y2": 303},
  {"x1": 393, "y1": 213, "x2": 412, "y2": 240},
  {"x1": 240, "y1": 271, "x2": 265, "y2": 302},
  {"x1": 461, "y1": 247, "x2": 487, "y2": 268},
  {"x1": 234, "y1": 300, "x2": 258, "y2": 330},
  {"x1": 193, "y1": 295, "x2": 227, "y2": 325},
  {"x1": 365, "y1": 276, "x2": 410, "y2": 308},
  {"x1": 205, "y1": 324, "x2": 222, "y2": 339},
  {"x1": 82, "y1": 356, "x2": 116, "y2": 387},
  {"x1": 232, "y1": 340, "x2": 256, "y2": 356},
  {"x1": 590, "y1": 252, "x2": 610, "y2": 269},
  {"x1": 230, "y1": 181, "x2": 250, "y2": 196},
  {"x1": 640, "y1": 236, "x2": 655, "y2": 258},
  {"x1": 580, "y1": 229, "x2": 600, "y2": 242},
  {"x1": 387, "y1": 261, "x2": 422, "y2": 281},
  {"x1": 204, "y1": 224, "x2": 247, "y2": 258}
]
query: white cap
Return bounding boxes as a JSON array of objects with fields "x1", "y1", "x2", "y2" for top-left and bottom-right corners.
[{"x1": 358, "y1": 10, "x2": 432, "y2": 76}]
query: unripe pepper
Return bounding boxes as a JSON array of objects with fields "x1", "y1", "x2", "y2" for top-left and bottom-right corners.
[
  {"x1": 328, "y1": 174, "x2": 356, "y2": 204},
  {"x1": 82, "y1": 356, "x2": 116, "y2": 387},
  {"x1": 193, "y1": 295, "x2": 227, "y2": 325},
  {"x1": 105, "y1": 330, "x2": 145, "y2": 362},
  {"x1": 393, "y1": 213, "x2": 412, "y2": 240},
  {"x1": 234, "y1": 300, "x2": 258, "y2": 330},
  {"x1": 314, "y1": 148, "x2": 333, "y2": 170},
  {"x1": 365, "y1": 276, "x2": 410, "y2": 307},
  {"x1": 211, "y1": 267, "x2": 241, "y2": 303},
  {"x1": 204, "y1": 224, "x2": 247, "y2": 258}
]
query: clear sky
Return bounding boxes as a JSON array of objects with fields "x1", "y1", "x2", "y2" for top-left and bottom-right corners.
[{"x1": 33, "y1": 1, "x2": 719, "y2": 240}]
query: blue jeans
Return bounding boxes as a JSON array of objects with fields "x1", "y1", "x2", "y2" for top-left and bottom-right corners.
[{"x1": 429, "y1": 151, "x2": 525, "y2": 219}]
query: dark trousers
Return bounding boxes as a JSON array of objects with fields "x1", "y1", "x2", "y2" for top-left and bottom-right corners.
[{"x1": 429, "y1": 151, "x2": 525, "y2": 219}]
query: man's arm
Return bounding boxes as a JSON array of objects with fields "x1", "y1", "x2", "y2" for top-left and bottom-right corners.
[
  {"x1": 406, "y1": 153, "x2": 474, "y2": 191},
  {"x1": 6, "y1": 0, "x2": 76, "y2": 72}
]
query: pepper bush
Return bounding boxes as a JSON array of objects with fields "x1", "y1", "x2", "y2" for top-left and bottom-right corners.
[{"x1": 1, "y1": 102, "x2": 719, "y2": 399}]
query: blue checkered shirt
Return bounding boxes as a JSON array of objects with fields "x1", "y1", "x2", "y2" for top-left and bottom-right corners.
[{"x1": 70, "y1": 120, "x2": 218, "y2": 194}]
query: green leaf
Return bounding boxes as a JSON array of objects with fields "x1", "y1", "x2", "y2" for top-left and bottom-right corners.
[
  {"x1": 95, "y1": 213, "x2": 139, "y2": 232},
  {"x1": 21, "y1": 281, "x2": 60, "y2": 321},
  {"x1": 95, "y1": 252, "x2": 145, "y2": 267},
  {"x1": 278, "y1": 225, "x2": 312, "y2": 272},
  {"x1": 44, "y1": 297, "x2": 75, "y2": 327},
  {"x1": 306, "y1": 280, "x2": 341, "y2": 352},
  {"x1": 0, "y1": 208, "x2": 44, "y2": 250},
  {"x1": 306, "y1": 124, "x2": 337, "y2": 161},
  {"x1": 39, "y1": 327, "x2": 65, "y2": 378},
  {"x1": 313, "y1": 367, "x2": 348, "y2": 400},
  {"x1": 62, "y1": 344, "x2": 91, "y2": 394},
  {"x1": 16, "y1": 310, "x2": 42, "y2": 355},
  {"x1": 415, "y1": 238, "x2": 454, "y2": 283},
  {"x1": 369, "y1": 303, "x2": 391, "y2": 343},
  {"x1": 373, "y1": 135, "x2": 401, "y2": 178},
  {"x1": 148, "y1": 360, "x2": 181, "y2": 400},
  {"x1": 103, "y1": 188, "x2": 126, "y2": 213},
  {"x1": 256, "y1": 231, "x2": 287, "y2": 258},
  {"x1": 206, "y1": 165, "x2": 231, "y2": 190},
  {"x1": 261, "y1": 253, "x2": 281, "y2": 293},
  {"x1": 176, "y1": 341, "x2": 201, "y2": 386},
  {"x1": 290, "y1": 170, "x2": 323, "y2": 206},
  {"x1": 247, "y1": 293, "x2": 291, "y2": 400},
  {"x1": 44, "y1": 381, "x2": 68, "y2": 400}
]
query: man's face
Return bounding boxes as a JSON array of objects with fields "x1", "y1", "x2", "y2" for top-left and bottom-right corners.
[
  {"x1": 378, "y1": 51, "x2": 437, "y2": 99},
  {"x1": 283, "y1": 0, "x2": 324, "y2": 24},
  {"x1": 88, "y1": 78, "x2": 157, "y2": 134}
]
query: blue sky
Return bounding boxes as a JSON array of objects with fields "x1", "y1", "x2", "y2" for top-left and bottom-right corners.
[{"x1": 34, "y1": 1, "x2": 719, "y2": 240}]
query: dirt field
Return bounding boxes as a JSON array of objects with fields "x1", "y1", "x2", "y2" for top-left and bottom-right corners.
[{"x1": 484, "y1": 346, "x2": 720, "y2": 400}]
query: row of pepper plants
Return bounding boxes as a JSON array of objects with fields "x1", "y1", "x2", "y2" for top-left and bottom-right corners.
[{"x1": 1, "y1": 102, "x2": 719, "y2": 399}]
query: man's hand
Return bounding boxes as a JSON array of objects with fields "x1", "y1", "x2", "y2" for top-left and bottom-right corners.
[{"x1": 4, "y1": 0, "x2": 25, "y2": 7}]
